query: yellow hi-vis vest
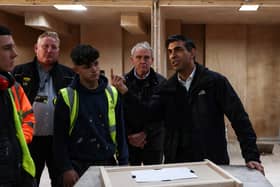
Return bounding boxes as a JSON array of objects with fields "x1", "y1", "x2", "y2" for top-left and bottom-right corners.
[
  {"x1": 8, "y1": 89, "x2": 36, "y2": 177},
  {"x1": 59, "y1": 85, "x2": 118, "y2": 145}
]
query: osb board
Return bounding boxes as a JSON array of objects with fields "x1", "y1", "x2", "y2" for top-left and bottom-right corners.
[
  {"x1": 246, "y1": 25, "x2": 280, "y2": 137},
  {"x1": 99, "y1": 160, "x2": 242, "y2": 187}
]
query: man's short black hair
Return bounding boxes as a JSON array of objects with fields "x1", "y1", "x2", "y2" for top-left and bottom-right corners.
[
  {"x1": 0, "y1": 25, "x2": 12, "y2": 35},
  {"x1": 166, "y1": 34, "x2": 196, "y2": 52},
  {"x1": 70, "y1": 44, "x2": 100, "y2": 66}
]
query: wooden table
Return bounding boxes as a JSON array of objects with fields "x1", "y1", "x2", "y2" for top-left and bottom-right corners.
[{"x1": 75, "y1": 164, "x2": 272, "y2": 187}]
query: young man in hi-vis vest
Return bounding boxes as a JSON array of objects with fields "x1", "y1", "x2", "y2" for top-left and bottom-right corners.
[
  {"x1": 53, "y1": 44, "x2": 128, "y2": 187},
  {"x1": 0, "y1": 25, "x2": 36, "y2": 186}
]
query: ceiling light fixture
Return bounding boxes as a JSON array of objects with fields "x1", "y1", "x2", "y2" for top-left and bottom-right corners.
[
  {"x1": 239, "y1": 4, "x2": 259, "y2": 11},
  {"x1": 53, "y1": 4, "x2": 87, "y2": 11}
]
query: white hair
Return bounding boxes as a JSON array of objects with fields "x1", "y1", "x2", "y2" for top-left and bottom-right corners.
[
  {"x1": 37, "y1": 31, "x2": 60, "y2": 46},
  {"x1": 131, "y1": 41, "x2": 153, "y2": 57}
]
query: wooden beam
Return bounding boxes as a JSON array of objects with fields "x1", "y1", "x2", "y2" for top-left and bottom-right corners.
[
  {"x1": 120, "y1": 13, "x2": 147, "y2": 35},
  {"x1": 24, "y1": 12, "x2": 70, "y2": 35},
  {"x1": 0, "y1": 0, "x2": 152, "y2": 7},
  {"x1": 159, "y1": 0, "x2": 280, "y2": 7},
  {"x1": 2, "y1": 0, "x2": 280, "y2": 7}
]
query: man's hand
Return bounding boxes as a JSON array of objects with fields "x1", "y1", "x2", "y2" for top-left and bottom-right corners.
[
  {"x1": 128, "y1": 131, "x2": 147, "y2": 149},
  {"x1": 246, "y1": 161, "x2": 265, "y2": 175},
  {"x1": 111, "y1": 68, "x2": 128, "y2": 94},
  {"x1": 63, "y1": 169, "x2": 79, "y2": 187}
]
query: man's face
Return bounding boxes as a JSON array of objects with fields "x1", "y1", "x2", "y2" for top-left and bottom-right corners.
[
  {"x1": 0, "y1": 35, "x2": 17, "y2": 72},
  {"x1": 167, "y1": 41, "x2": 194, "y2": 72},
  {"x1": 35, "y1": 36, "x2": 59, "y2": 65},
  {"x1": 130, "y1": 48, "x2": 153, "y2": 77},
  {"x1": 75, "y1": 60, "x2": 100, "y2": 83}
]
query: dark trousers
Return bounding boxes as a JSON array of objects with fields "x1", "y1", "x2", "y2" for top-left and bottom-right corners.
[
  {"x1": 128, "y1": 146, "x2": 163, "y2": 165},
  {"x1": 28, "y1": 136, "x2": 57, "y2": 187},
  {"x1": 0, "y1": 169, "x2": 37, "y2": 187}
]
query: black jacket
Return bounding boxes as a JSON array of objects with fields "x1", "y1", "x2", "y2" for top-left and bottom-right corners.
[
  {"x1": 160, "y1": 63, "x2": 260, "y2": 164},
  {"x1": 53, "y1": 75, "x2": 128, "y2": 174},
  {"x1": 0, "y1": 91, "x2": 21, "y2": 183},
  {"x1": 122, "y1": 68, "x2": 166, "y2": 150},
  {"x1": 12, "y1": 57, "x2": 75, "y2": 104}
]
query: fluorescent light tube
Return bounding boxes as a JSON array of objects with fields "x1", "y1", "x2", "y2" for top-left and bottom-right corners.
[
  {"x1": 239, "y1": 5, "x2": 259, "y2": 11},
  {"x1": 54, "y1": 4, "x2": 87, "y2": 11}
]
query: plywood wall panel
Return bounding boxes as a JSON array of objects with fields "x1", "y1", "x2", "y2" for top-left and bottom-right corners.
[
  {"x1": 205, "y1": 24, "x2": 280, "y2": 138},
  {"x1": 0, "y1": 11, "x2": 79, "y2": 68},
  {"x1": 0, "y1": 12, "x2": 41, "y2": 65},
  {"x1": 81, "y1": 23, "x2": 123, "y2": 77},
  {"x1": 205, "y1": 24, "x2": 247, "y2": 140},
  {"x1": 247, "y1": 25, "x2": 280, "y2": 137},
  {"x1": 58, "y1": 26, "x2": 80, "y2": 67},
  {"x1": 165, "y1": 19, "x2": 181, "y2": 78},
  {"x1": 205, "y1": 24, "x2": 247, "y2": 104},
  {"x1": 182, "y1": 24, "x2": 205, "y2": 65}
]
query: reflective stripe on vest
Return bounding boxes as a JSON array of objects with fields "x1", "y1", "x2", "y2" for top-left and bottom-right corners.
[
  {"x1": 59, "y1": 86, "x2": 118, "y2": 144},
  {"x1": 59, "y1": 87, "x2": 79, "y2": 135},
  {"x1": 8, "y1": 89, "x2": 36, "y2": 177},
  {"x1": 104, "y1": 86, "x2": 118, "y2": 144}
]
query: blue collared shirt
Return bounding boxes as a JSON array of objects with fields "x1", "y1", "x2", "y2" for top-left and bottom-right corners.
[{"x1": 32, "y1": 63, "x2": 57, "y2": 136}]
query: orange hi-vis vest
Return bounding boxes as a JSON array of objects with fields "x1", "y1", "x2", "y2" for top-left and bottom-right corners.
[
  {"x1": 10, "y1": 82, "x2": 35, "y2": 143},
  {"x1": 8, "y1": 82, "x2": 36, "y2": 177}
]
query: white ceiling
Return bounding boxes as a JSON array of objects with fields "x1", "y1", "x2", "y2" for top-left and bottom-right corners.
[
  {"x1": 161, "y1": 6, "x2": 280, "y2": 24},
  {"x1": 0, "y1": 5, "x2": 152, "y2": 25},
  {"x1": 1, "y1": 2, "x2": 280, "y2": 25}
]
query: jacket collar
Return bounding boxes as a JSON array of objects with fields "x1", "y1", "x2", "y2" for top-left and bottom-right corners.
[
  {"x1": 162, "y1": 63, "x2": 214, "y2": 94},
  {"x1": 125, "y1": 67, "x2": 159, "y2": 85}
]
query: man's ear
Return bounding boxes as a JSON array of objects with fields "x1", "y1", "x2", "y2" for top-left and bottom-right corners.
[
  {"x1": 150, "y1": 57, "x2": 154, "y2": 65},
  {"x1": 190, "y1": 48, "x2": 196, "y2": 58},
  {"x1": 129, "y1": 56, "x2": 134, "y2": 65}
]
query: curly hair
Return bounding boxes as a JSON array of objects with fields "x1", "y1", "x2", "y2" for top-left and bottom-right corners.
[{"x1": 70, "y1": 44, "x2": 100, "y2": 66}]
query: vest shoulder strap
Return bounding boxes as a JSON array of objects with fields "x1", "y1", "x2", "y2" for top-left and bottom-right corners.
[
  {"x1": 105, "y1": 85, "x2": 118, "y2": 108},
  {"x1": 59, "y1": 87, "x2": 78, "y2": 135},
  {"x1": 60, "y1": 85, "x2": 117, "y2": 136}
]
